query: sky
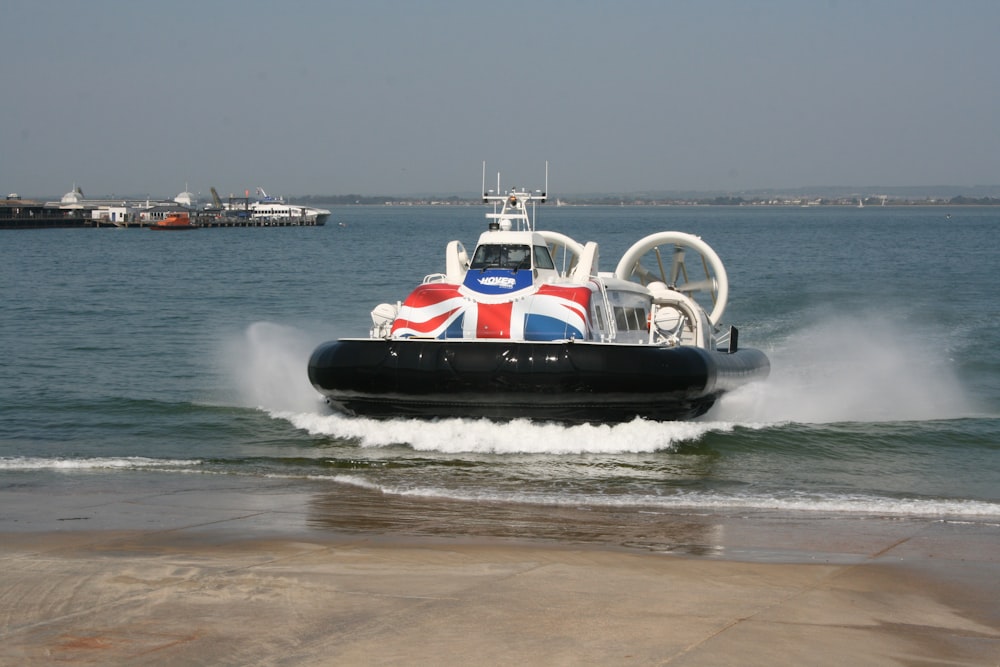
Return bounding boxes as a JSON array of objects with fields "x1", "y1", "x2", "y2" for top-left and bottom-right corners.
[{"x1": 3, "y1": 0, "x2": 999, "y2": 198}]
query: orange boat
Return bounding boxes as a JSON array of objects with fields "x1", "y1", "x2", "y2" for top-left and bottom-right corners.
[{"x1": 149, "y1": 212, "x2": 197, "y2": 230}]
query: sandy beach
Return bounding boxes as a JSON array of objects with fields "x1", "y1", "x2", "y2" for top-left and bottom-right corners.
[{"x1": 1, "y1": 474, "x2": 998, "y2": 666}]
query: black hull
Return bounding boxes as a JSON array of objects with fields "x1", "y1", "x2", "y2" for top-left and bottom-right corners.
[{"x1": 308, "y1": 339, "x2": 770, "y2": 423}]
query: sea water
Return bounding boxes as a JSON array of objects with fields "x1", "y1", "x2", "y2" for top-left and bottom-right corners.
[{"x1": 1, "y1": 205, "x2": 998, "y2": 524}]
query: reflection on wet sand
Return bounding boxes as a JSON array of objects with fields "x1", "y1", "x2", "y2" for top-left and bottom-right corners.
[{"x1": 307, "y1": 484, "x2": 725, "y2": 557}]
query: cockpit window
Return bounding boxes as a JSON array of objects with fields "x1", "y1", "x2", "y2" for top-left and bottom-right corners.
[
  {"x1": 533, "y1": 245, "x2": 555, "y2": 270},
  {"x1": 470, "y1": 244, "x2": 533, "y2": 270}
]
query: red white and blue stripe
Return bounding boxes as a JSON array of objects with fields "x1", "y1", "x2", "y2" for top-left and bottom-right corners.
[{"x1": 391, "y1": 273, "x2": 592, "y2": 341}]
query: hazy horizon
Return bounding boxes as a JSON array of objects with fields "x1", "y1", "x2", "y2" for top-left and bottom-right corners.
[
  {"x1": 13, "y1": 183, "x2": 1000, "y2": 204},
  {"x1": 3, "y1": 1, "x2": 998, "y2": 198}
]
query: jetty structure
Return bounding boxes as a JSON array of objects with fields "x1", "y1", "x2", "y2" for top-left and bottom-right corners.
[
  {"x1": 1, "y1": 185, "x2": 330, "y2": 229},
  {"x1": 1, "y1": 190, "x2": 91, "y2": 229}
]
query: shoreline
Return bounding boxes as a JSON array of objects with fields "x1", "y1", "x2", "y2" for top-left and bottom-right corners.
[{"x1": 2, "y1": 473, "x2": 998, "y2": 664}]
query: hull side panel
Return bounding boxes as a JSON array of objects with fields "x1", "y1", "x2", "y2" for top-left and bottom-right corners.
[{"x1": 308, "y1": 340, "x2": 769, "y2": 423}]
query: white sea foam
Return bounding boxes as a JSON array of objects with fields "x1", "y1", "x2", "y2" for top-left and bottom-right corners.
[
  {"x1": 0, "y1": 457, "x2": 202, "y2": 471},
  {"x1": 281, "y1": 410, "x2": 729, "y2": 454},
  {"x1": 311, "y1": 473, "x2": 1000, "y2": 519}
]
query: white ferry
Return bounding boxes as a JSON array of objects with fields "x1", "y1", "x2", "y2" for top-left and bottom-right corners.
[{"x1": 223, "y1": 188, "x2": 330, "y2": 225}]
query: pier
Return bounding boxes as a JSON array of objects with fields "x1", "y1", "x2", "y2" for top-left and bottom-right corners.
[
  {"x1": 2, "y1": 189, "x2": 329, "y2": 230},
  {"x1": 1, "y1": 197, "x2": 94, "y2": 229}
]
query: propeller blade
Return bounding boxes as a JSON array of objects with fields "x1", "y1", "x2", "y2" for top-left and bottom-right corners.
[
  {"x1": 630, "y1": 262, "x2": 658, "y2": 285},
  {"x1": 654, "y1": 247, "x2": 667, "y2": 284},
  {"x1": 676, "y1": 277, "x2": 717, "y2": 294},
  {"x1": 669, "y1": 246, "x2": 684, "y2": 284}
]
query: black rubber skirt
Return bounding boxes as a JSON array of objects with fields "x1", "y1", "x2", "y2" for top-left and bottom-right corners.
[{"x1": 308, "y1": 338, "x2": 770, "y2": 423}]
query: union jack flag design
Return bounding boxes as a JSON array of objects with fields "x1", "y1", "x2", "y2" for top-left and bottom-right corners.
[{"x1": 390, "y1": 278, "x2": 593, "y2": 341}]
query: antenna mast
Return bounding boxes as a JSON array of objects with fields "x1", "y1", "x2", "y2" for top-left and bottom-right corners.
[{"x1": 544, "y1": 161, "x2": 548, "y2": 201}]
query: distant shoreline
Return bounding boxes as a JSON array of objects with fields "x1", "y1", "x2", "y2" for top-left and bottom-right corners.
[
  {"x1": 272, "y1": 193, "x2": 1000, "y2": 207},
  {"x1": 318, "y1": 198, "x2": 1000, "y2": 207},
  {"x1": 10, "y1": 189, "x2": 1000, "y2": 209}
]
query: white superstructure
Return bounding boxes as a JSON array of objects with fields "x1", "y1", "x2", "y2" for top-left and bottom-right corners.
[{"x1": 224, "y1": 188, "x2": 331, "y2": 225}]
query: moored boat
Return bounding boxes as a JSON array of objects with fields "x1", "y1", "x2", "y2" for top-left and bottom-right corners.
[
  {"x1": 308, "y1": 169, "x2": 769, "y2": 423},
  {"x1": 219, "y1": 188, "x2": 330, "y2": 226},
  {"x1": 149, "y1": 211, "x2": 197, "y2": 230}
]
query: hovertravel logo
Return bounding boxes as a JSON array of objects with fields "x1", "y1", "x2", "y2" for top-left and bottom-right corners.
[{"x1": 478, "y1": 275, "x2": 517, "y2": 289}]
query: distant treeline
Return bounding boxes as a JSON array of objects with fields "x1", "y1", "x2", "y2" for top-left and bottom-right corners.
[
  {"x1": 296, "y1": 194, "x2": 469, "y2": 205},
  {"x1": 295, "y1": 194, "x2": 1000, "y2": 206},
  {"x1": 946, "y1": 196, "x2": 1000, "y2": 205}
]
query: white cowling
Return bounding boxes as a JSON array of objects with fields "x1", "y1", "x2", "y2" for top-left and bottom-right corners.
[{"x1": 614, "y1": 231, "x2": 729, "y2": 326}]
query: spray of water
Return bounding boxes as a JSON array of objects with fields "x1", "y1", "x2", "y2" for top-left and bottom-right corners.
[
  {"x1": 225, "y1": 321, "x2": 328, "y2": 413},
  {"x1": 711, "y1": 315, "x2": 973, "y2": 423}
]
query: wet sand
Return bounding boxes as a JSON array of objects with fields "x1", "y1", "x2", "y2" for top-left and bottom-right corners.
[{"x1": 1, "y1": 474, "x2": 998, "y2": 665}]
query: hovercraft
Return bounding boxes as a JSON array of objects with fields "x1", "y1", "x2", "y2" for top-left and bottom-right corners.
[{"x1": 308, "y1": 169, "x2": 769, "y2": 423}]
